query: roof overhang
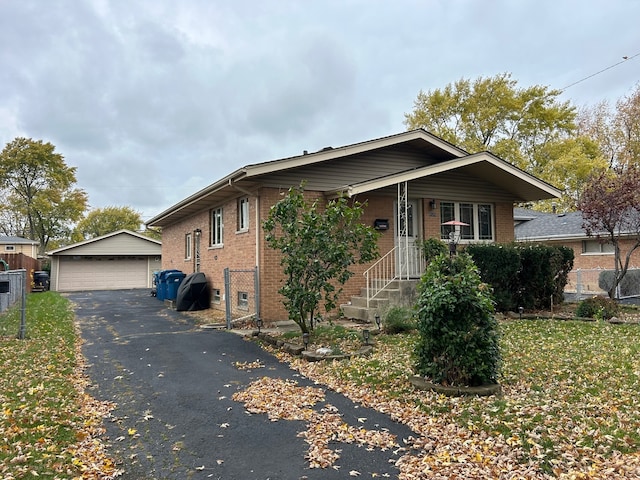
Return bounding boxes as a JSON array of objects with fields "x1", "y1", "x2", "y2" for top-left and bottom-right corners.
[
  {"x1": 147, "y1": 129, "x2": 468, "y2": 228},
  {"x1": 326, "y1": 152, "x2": 563, "y2": 201},
  {"x1": 243, "y1": 129, "x2": 468, "y2": 177}
]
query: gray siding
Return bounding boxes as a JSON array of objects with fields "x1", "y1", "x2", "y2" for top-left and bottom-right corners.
[{"x1": 259, "y1": 145, "x2": 440, "y2": 191}]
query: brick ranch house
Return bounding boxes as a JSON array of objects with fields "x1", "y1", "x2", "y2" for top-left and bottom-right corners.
[
  {"x1": 515, "y1": 208, "x2": 640, "y2": 298},
  {"x1": 147, "y1": 129, "x2": 561, "y2": 323}
]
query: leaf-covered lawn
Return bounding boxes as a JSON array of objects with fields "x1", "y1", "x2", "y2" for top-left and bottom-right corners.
[
  {"x1": 0, "y1": 292, "x2": 118, "y2": 479},
  {"x1": 275, "y1": 320, "x2": 640, "y2": 478},
  {"x1": 4, "y1": 292, "x2": 640, "y2": 478}
]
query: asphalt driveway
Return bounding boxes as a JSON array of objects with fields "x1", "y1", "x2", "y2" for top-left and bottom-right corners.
[{"x1": 71, "y1": 289, "x2": 414, "y2": 479}]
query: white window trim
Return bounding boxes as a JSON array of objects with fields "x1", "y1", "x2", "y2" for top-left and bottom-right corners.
[
  {"x1": 237, "y1": 197, "x2": 249, "y2": 233},
  {"x1": 185, "y1": 233, "x2": 192, "y2": 260},
  {"x1": 237, "y1": 291, "x2": 249, "y2": 310},
  {"x1": 210, "y1": 207, "x2": 224, "y2": 247},
  {"x1": 581, "y1": 240, "x2": 615, "y2": 255},
  {"x1": 440, "y1": 202, "x2": 495, "y2": 243}
]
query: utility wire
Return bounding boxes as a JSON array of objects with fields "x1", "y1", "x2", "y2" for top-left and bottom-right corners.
[{"x1": 560, "y1": 51, "x2": 640, "y2": 91}]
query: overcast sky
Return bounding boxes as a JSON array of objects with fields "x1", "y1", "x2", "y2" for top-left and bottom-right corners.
[{"x1": 1, "y1": 0, "x2": 638, "y2": 223}]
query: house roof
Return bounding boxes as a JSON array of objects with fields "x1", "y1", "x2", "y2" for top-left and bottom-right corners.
[
  {"x1": 514, "y1": 208, "x2": 588, "y2": 241},
  {"x1": 147, "y1": 129, "x2": 563, "y2": 228},
  {"x1": 0, "y1": 236, "x2": 39, "y2": 245},
  {"x1": 47, "y1": 229, "x2": 161, "y2": 255},
  {"x1": 515, "y1": 207, "x2": 640, "y2": 242}
]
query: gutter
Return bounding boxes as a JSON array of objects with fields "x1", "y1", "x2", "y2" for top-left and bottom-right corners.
[{"x1": 146, "y1": 168, "x2": 248, "y2": 227}]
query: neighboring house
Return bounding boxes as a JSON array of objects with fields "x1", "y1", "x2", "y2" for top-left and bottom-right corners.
[
  {"x1": 147, "y1": 129, "x2": 561, "y2": 322},
  {"x1": 0, "y1": 235, "x2": 39, "y2": 259},
  {"x1": 514, "y1": 208, "x2": 640, "y2": 296},
  {"x1": 47, "y1": 230, "x2": 161, "y2": 291}
]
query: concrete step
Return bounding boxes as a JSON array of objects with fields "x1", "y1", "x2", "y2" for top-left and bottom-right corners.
[
  {"x1": 359, "y1": 287, "x2": 400, "y2": 299},
  {"x1": 349, "y1": 295, "x2": 389, "y2": 309},
  {"x1": 341, "y1": 304, "x2": 370, "y2": 322}
]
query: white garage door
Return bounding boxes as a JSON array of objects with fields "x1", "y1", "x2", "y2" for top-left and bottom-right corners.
[{"x1": 58, "y1": 256, "x2": 152, "y2": 291}]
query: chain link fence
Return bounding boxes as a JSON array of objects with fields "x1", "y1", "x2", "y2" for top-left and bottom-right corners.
[
  {"x1": 224, "y1": 267, "x2": 260, "y2": 329},
  {"x1": 566, "y1": 268, "x2": 640, "y2": 301},
  {"x1": 0, "y1": 269, "x2": 28, "y2": 338},
  {"x1": 0, "y1": 270, "x2": 26, "y2": 314}
]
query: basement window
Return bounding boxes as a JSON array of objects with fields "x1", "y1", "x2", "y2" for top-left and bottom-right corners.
[{"x1": 238, "y1": 291, "x2": 249, "y2": 310}]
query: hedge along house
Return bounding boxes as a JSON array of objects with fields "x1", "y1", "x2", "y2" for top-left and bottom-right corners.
[
  {"x1": 514, "y1": 208, "x2": 640, "y2": 299},
  {"x1": 147, "y1": 129, "x2": 561, "y2": 323}
]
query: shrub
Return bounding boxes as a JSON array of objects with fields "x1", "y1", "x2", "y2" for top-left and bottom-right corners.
[
  {"x1": 576, "y1": 296, "x2": 619, "y2": 320},
  {"x1": 419, "y1": 238, "x2": 448, "y2": 263},
  {"x1": 599, "y1": 269, "x2": 640, "y2": 298},
  {"x1": 414, "y1": 253, "x2": 501, "y2": 387},
  {"x1": 466, "y1": 243, "x2": 574, "y2": 311},
  {"x1": 465, "y1": 244, "x2": 521, "y2": 311},
  {"x1": 383, "y1": 306, "x2": 416, "y2": 334}
]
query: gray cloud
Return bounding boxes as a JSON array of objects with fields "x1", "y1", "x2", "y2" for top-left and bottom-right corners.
[{"x1": 1, "y1": 0, "x2": 639, "y2": 222}]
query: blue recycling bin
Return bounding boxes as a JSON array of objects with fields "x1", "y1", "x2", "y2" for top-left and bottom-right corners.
[
  {"x1": 157, "y1": 269, "x2": 182, "y2": 301},
  {"x1": 165, "y1": 271, "x2": 186, "y2": 301}
]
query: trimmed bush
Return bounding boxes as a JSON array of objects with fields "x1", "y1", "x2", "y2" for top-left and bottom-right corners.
[
  {"x1": 576, "y1": 296, "x2": 619, "y2": 320},
  {"x1": 466, "y1": 243, "x2": 574, "y2": 311},
  {"x1": 414, "y1": 253, "x2": 501, "y2": 387},
  {"x1": 383, "y1": 306, "x2": 416, "y2": 334},
  {"x1": 465, "y1": 244, "x2": 521, "y2": 311}
]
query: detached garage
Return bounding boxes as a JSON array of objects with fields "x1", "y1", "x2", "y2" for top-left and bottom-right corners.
[{"x1": 48, "y1": 230, "x2": 161, "y2": 292}]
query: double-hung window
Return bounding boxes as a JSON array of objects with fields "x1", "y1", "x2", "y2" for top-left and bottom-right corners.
[
  {"x1": 184, "y1": 233, "x2": 192, "y2": 260},
  {"x1": 582, "y1": 240, "x2": 614, "y2": 254},
  {"x1": 210, "y1": 208, "x2": 223, "y2": 246},
  {"x1": 440, "y1": 202, "x2": 494, "y2": 242},
  {"x1": 237, "y1": 197, "x2": 249, "y2": 232}
]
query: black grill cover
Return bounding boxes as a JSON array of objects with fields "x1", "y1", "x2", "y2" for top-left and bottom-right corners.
[{"x1": 175, "y1": 272, "x2": 210, "y2": 311}]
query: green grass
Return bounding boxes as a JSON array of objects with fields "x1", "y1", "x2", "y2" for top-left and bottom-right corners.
[{"x1": 0, "y1": 292, "x2": 115, "y2": 479}]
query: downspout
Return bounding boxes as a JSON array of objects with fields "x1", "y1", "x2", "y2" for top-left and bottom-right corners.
[{"x1": 229, "y1": 179, "x2": 261, "y2": 316}]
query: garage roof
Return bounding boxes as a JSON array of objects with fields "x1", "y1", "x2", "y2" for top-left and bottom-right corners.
[{"x1": 47, "y1": 230, "x2": 161, "y2": 256}]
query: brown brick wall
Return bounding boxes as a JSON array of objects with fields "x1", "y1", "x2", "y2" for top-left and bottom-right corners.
[
  {"x1": 162, "y1": 189, "x2": 521, "y2": 322},
  {"x1": 161, "y1": 194, "x2": 259, "y2": 315},
  {"x1": 494, "y1": 202, "x2": 515, "y2": 243},
  {"x1": 549, "y1": 238, "x2": 640, "y2": 271}
]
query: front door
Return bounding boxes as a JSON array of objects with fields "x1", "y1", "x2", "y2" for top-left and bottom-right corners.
[{"x1": 395, "y1": 199, "x2": 422, "y2": 278}]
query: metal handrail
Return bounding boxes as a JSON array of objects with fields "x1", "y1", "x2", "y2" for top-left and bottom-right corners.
[
  {"x1": 364, "y1": 245, "x2": 426, "y2": 308},
  {"x1": 364, "y1": 247, "x2": 397, "y2": 308}
]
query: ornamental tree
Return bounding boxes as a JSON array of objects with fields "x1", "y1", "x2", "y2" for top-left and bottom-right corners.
[
  {"x1": 263, "y1": 184, "x2": 379, "y2": 333},
  {"x1": 578, "y1": 165, "x2": 640, "y2": 298}
]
